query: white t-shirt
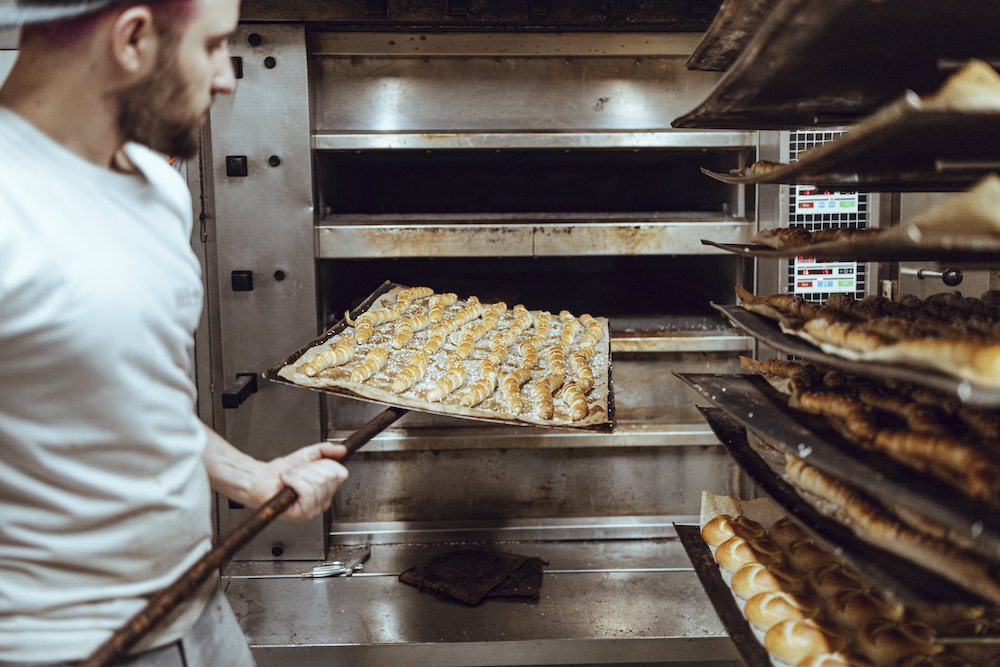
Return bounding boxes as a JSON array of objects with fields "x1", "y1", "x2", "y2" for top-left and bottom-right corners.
[{"x1": 0, "y1": 108, "x2": 214, "y2": 662}]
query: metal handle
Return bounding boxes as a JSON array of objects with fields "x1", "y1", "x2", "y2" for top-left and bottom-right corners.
[
  {"x1": 78, "y1": 406, "x2": 408, "y2": 667},
  {"x1": 900, "y1": 266, "x2": 963, "y2": 287},
  {"x1": 221, "y1": 373, "x2": 258, "y2": 409}
]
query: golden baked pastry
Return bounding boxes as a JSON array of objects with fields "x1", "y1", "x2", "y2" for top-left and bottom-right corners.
[
  {"x1": 855, "y1": 618, "x2": 939, "y2": 665},
  {"x1": 731, "y1": 562, "x2": 806, "y2": 600},
  {"x1": 745, "y1": 591, "x2": 822, "y2": 631},
  {"x1": 826, "y1": 588, "x2": 904, "y2": 630},
  {"x1": 714, "y1": 535, "x2": 782, "y2": 572},
  {"x1": 806, "y1": 562, "x2": 866, "y2": 599},
  {"x1": 769, "y1": 515, "x2": 812, "y2": 550},
  {"x1": 785, "y1": 539, "x2": 839, "y2": 573},
  {"x1": 700, "y1": 514, "x2": 766, "y2": 547},
  {"x1": 764, "y1": 618, "x2": 848, "y2": 665},
  {"x1": 280, "y1": 286, "x2": 611, "y2": 428}
]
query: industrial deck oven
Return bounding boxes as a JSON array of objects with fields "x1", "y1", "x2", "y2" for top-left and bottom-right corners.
[{"x1": 190, "y1": 2, "x2": 757, "y2": 664}]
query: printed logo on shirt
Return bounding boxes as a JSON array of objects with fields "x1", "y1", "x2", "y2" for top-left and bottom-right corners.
[{"x1": 175, "y1": 287, "x2": 202, "y2": 310}]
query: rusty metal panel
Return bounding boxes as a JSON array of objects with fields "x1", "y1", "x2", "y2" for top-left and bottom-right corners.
[
  {"x1": 316, "y1": 220, "x2": 753, "y2": 257},
  {"x1": 316, "y1": 223, "x2": 533, "y2": 257},
  {"x1": 530, "y1": 221, "x2": 751, "y2": 256}
]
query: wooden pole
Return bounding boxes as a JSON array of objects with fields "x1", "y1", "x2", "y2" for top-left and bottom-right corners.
[{"x1": 79, "y1": 406, "x2": 408, "y2": 667}]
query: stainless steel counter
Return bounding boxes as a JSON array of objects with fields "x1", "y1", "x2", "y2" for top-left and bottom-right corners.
[{"x1": 224, "y1": 520, "x2": 740, "y2": 666}]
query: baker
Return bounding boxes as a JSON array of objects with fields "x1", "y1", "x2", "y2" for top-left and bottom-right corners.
[{"x1": 0, "y1": 1, "x2": 349, "y2": 664}]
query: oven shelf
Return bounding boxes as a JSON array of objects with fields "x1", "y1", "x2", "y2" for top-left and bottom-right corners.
[
  {"x1": 686, "y1": 400, "x2": 995, "y2": 606},
  {"x1": 316, "y1": 213, "x2": 753, "y2": 258},
  {"x1": 677, "y1": 373, "x2": 1000, "y2": 561},
  {"x1": 713, "y1": 303, "x2": 1000, "y2": 407},
  {"x1": 697, "y1": 91, "x2": 1000, "y2": 192},
  {"x1": 671, "y1": 0, "x2": 1000, "y2": 129},
  {"x1": 223, "y1": 520, "x2": 740, "y2": 666}
]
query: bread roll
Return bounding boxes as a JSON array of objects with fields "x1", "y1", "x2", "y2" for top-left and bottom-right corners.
[
  {"x1": 770, "y1": 515, "x2": 812, "y2": 549},
  {"x1": 827, "y1": 588, "x2": 904, "y2": 630},
  {"x1": 700, "y1": 514, "x2": 766, "y2": 547},
  {"x1": 714, "y1": 535, "x2": 783, "y2": 572},
  {"x1": 856, "y1": 618, "x2": 938, "y2": 665},
  {"x1": 745, "y1": 591, "x2": 822, "y2": 631},
  {"x1": 794, "y1": 653, "x2": 873, "y2": 667},
  {"x1": 786, "y1": 538, "x2": 838, "y2": 572},
  {"x1": 731, "y1": 562, "x2": 806, "y2": 599},
  {"x1": 807, "y1": 562, "x2": 866, "y2": 599},
  {"x1": 764, "y1": 618, "x2": 848, "y2": 665}
]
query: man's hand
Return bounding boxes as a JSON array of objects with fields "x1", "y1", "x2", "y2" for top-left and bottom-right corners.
[
  {"x1": 202, "y1": 426, "x2": 350, "y2": 522},
  {"x1": 256, "y1": 442, "x2": 349, "y2": 521}
]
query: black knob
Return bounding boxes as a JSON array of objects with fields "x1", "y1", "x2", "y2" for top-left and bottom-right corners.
[
  {"x1": 268, "y1": 155, "x2": 281, "y2": 167},
  {"x1": 942, "y1": 269, "x2": 963, "y2": 287},
  {"x1": 273, "y1": 270, "x2": 286, "y2": 281},
  {"x1": 248, "y1": 33, "x2": 262, "y2": 47},
  {"x1": 264, "y1": 56, "x2": 277, "y2": 69},
  {"x1": 271, "y1": 544, "x2": 284, "y2": 557}
]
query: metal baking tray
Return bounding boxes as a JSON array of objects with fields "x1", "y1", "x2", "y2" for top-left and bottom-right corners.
[
  {"x1": 685, "y1": 0, "x2": 777, "y2": 72},
  {"x1": 697, "y1": 95, "x2": 1000, "y2": 191},
  {"x1": 266, "y1": 280, "x2": 616, "y2": 432},
  {"x1": 687, "y1": 403, "x2": 995, "y2": 606},
  {"x1": 674, "y1": 523, "x2": 774, "y2": 666},
  {"x1": 677, "y1": 373, "x2": 1000, "y2": 565},
  {"x1": 672, "y1": 0, "x2": 1000, "y2": 129},
  {"x1": 701, "y1": 238, "x2": 1000, "y2": 264},
  {"x1": 712, "y1": 303, "x2": 1000, "y2": 408}
]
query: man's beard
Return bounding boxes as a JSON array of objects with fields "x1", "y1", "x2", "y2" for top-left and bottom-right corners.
[{"x1": 116, "y1": 37, "x2": 205, "y2": 160}]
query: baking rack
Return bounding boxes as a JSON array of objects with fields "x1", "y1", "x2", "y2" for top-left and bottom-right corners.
[
  {"x1": 710, "y1": 303, "x2": 1000, "y2": 407},
  {"x1": 673, "y1": 0, "x2": 1000, "y2": 129},
  {"x1": 680, "y1": 404, "x2": 995, "y2": 607}
]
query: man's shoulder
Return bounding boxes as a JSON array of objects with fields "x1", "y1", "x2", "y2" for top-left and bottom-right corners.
[{"x1": 123, "y1": 143, "x2": 192, "y2": 220}]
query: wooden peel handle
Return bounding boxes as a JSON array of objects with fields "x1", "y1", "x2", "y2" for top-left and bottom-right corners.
[{"x1": 79, "y1": 406, "x2": 407, "y2": 667}]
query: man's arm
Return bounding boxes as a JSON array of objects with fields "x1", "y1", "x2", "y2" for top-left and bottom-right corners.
[{"x1": 201, "y1": 425, "x2": 349, "y2": 522}]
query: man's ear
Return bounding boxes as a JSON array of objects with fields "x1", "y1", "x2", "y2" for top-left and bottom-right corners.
[{"x1": 108, "y1": 6, "x2": 159, "y2": 78}]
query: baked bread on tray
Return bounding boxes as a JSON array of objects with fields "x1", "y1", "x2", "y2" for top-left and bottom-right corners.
[
  {"x1": 277, "y1": 285, "x2": 612, "y2": 429},
  {"x1": 735, "y1": 286, "x2": 1000, "y2": 389}
]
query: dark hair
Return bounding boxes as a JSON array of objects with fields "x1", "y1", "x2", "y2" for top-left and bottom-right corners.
[{"x1": 23, "y1": 0, "x2": 197, "y2": 46}]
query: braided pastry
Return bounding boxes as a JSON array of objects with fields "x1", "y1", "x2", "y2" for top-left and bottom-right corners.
[
  {"x1": 518, "y1": 342, "x2": 539, "y2": 371},
  {"x1": 390, "y1": 314, "x2": 434, "y2": 349},
  {"x1": 396, "y1": 286, "x2": 434, "y2": 304},
  {"x1": 578, "y1": 314, "x2": 604, "y2": 349},
  {"x1": 531, "y1": 380, "x2": 554, "y2": 419},
  {"x1": 350, "y1": 347, "x2": 389, "y2": 383},
  {"x1": 501, "y1": 368, "x2": 531, "y2": 415},
  {"x1": 346, "y1": 305, "x2": 404, "y2": 344},
  {"x1": 427, "y1": 292, "x2": 458, "y2": 322},
  {"x1": 303, "y1": 338, "x2": 354, "y2": 376},
  {"x1": 570, "y1": 348, "x2": 595, "y2": 393},
  {"x1": 558, "y1": 310, "x2": 581, "y2": 346},
  {"x1": 427, "y1": 358, "x2": 465, "y2": 403},
  {"x1": 561, "y1": 381, "x2": 588, "y2": 421},
  {"x1": 391, "y1": 349, "x2": 431, "y2": 393},
  {"x1": 459, "y1": 362, "x2": 499, "y2": 407}
]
